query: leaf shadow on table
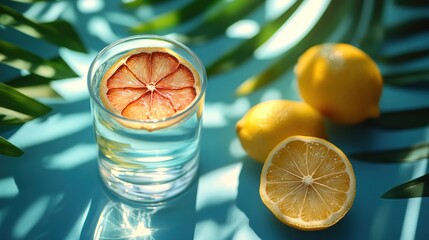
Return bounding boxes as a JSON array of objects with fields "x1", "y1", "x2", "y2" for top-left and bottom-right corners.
[
  {"x1": 0, "y1": 95, "x2": 199, "y2": 239},
  {"x1": 0, "y1": 98, "x2": 98, "y2": 239}
]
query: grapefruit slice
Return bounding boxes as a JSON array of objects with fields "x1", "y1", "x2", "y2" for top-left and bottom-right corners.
[{"x1": 100, "y1": 47, "x2": 201, "y2": 130}]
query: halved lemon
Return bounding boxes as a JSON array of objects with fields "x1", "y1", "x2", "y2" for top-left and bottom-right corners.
[
  {"x1": 260, "y1": 136, "x2": 356, "y2": 230},
  {"x1": 100, "y1": 47, "x2": 201, "y2": 130}
]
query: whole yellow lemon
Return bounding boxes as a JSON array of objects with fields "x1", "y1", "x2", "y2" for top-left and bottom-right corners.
[
  {"x1": 236, "y1": 100, "x2": 326, "y2": 163},
  {"x1": 296, "y1": 43, "x2": 383, "y2": 125}
]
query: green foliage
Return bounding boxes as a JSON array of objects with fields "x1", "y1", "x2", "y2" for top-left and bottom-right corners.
[
  {"x1": 126, "y1": 0, "x2": 429, "y2": 198},
  {"x1": 0, "y1": 4, "x2": 86, "y2": 52},
  {"x1": 206, "y1": 0, "x2": 304, "y2": 76},
  {"x1": 0, "y1": 41, "x2": 78, "y2": 79},
  {"x1": 0, "y1": 2, "x2": 86, "y2": 157},
  {"x1": 350, "y1": 142, "x2": 429, "y2": 163},
  {"x1": 0, "y1": 82, "x2": 51, "y2": 124},
  {"x1": 1, "y1": 0, "x2": 428, "y2": 198},
  {"x1": 235, "y1": 0, "x2": 354, "y2": 95},
  {"x1": 382, "y1": 173, "x2": 429, "y2": 198},
  {"x1": 130, "y1": 0, "x2": 222, "y2": 34},
  {"x1": 181, "y1": 0, "x2": 261, "y2": 44},
  {"x1": 366, "y1": 107, "x2": 429, "y2": 130},
  {"x1": 122, "y1": 0, "x2": 171, "y2": 8},
  {"x1": 0, "y1": 136, "x2": 23, "y2": 157}
]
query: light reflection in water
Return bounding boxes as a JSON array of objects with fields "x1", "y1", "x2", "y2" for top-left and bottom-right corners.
[{"x1": 93, "y1": 200, "x2": 163, "y2": 240}]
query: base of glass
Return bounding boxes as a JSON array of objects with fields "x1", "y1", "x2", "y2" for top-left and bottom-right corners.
[{"x1": 98, "y1": 157, "x2": 198, "y2": 203}]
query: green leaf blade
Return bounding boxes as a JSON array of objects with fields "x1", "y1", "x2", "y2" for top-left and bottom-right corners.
[
  {"x1": 0, "y1": 40, "x2": 78, "y2": 80},
  {"x1": 0, "y1": 136, "x2": 23, "y2": 157},
  {"x1": 0, "y1": 82, "x2": 51, "y2": 118},
  {"x1": 382, "y1": 173, "x2": 429, "y2": 199},
  {"x1": 366, "y1": 107, "x2": 429, "y2": 130},
  {"x1": 6, "y1": 73, "x2": 53, "y2": 88},
  {"x1": 235, "y1": 0, "x2": 358, "y2": 95},
  {"x1": 207, "y1": 0, "x2": 304, "y2": 76},
  {"x1": 123, "y1": 0, "x2": 172, "y2": 8},
  {"x1": 39, "y1": 20, "x2": 87, "y2": 53},
  {"x1": 385, "y1": 17, "x2": 429, "y2": 41},
  {"x1": 383, "y1": 68, "x2": 429, "y2": 85},
  {"x1": 0, "y1": 4, "x2": 86, "y2": 52},
  {"x1": 350, "y1": 142, "x2": 429, "y2": 163},
  {"x1": 182, "y1": 0, "x2": 262, "y2": 43},
  {"x1": 0, "y1": 113, "x2": 28, "y2": 125},
  {"x1": 9, "y1": 0, "x2": 60, "y2": 3},
  {"x1": 394, "y1": 0, "x2": 429, "y2": 7},
  {"x1": 379, "y1": 47, "x2": 429, "y2": 65},
  {"x1": 130, "y1": 0, "x2": 220, "y2": 33},
  {"x1": 353, "y1": 0, "x2": 385, "y2": 56}
]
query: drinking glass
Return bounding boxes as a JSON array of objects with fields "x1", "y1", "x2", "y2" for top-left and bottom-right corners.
[{"x1": 87, "y1": 35, "x2": 207, "y2": 202}]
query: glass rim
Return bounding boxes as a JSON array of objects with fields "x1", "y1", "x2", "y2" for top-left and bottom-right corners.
[{"x1": 87, "y1": 34, "x2": 207, "y2": 125}]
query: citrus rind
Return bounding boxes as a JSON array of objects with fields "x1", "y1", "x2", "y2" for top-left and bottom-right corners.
[
  {"x1": 259, "y1": 135, "x2": 356, "y2": 230},
  {"x1": 99, "y1": 47, "x2": 201, "y2": 131}
]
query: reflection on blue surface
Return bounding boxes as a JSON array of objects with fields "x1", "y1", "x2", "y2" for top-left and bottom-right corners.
[
  {"x1": 81, "y1": 176, "x2": 198, "y2": 240},
  {"x1": 94, "y1": 201, "x2": 157, "y2": 239},
  {"x1": 1, "y1": 0, "x2": 429, "y2": 239},
  {"x1": 400, "y1": 160, "x2": 427, "y2": 240}
]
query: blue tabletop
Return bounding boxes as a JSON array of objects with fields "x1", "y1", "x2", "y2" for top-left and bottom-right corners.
[{"x1": 1, "y1": 1, "x2": 429, "y2": 239}]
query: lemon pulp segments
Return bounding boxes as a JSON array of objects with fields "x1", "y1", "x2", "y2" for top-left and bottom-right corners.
[{"x1": 260, "y1": 136, "x2": 356, "y2": 230}]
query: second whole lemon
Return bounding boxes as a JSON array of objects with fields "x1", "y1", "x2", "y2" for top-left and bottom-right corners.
[
  {"x1": 296, "y1": 43, "x2": 383, "y2": 125},
  {"x1": 236, "y1": 100, "x2": 326, "y2": 163}
]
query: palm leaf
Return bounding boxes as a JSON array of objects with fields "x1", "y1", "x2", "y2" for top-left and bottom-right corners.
[
  {"x1": 349, "y1": 141, "x2": 429, "y2": 163},
  {"x1": 9, "y1": 0, "x2": 59, "y2": 3},
  {"x1": 385, "y1": 17, "x2": 429, "y2": 41},
  {"x1": 181, "y1": 0, "x2": 262, "y2": 44},
  {"x1": 354, "y1": 0, "x2": 385, "y2": 56},
  {"x1": 0, "y1": 82, "x2": 51, "y2": 119},
  {"x1": 6, "y1": 73, "x2": 61, "y2": 99},
  {"x1": 206, "y1": 0, "x2": 304, "y2": 76},
  {"x1": 15, "y1": 84, "x2": 61, "y2": 99},
  {"x1": 394, "y1": 0, "x2": 429, "y2": 7},
  {"x1": 0, "y1": 111, "x2": 28, "y2": 125},
  {"x1": 121, "y1": 0, "x2": 429, "y2": 200},
  {"x1": 0, "y1": 2, "x2": 84, "y2": 157},
  {"x1": 235, "y1": 0, "x2": 358, "y2": 95},
  {"x1": 0, "y1": 81, "x2": 55, "y2": 158},
  {"x1": 378, "y1": 12, "x2": 429, "y2": 86},
  {"x1": 123, "y1": 0, "x2": 172, "y2": 8},
  {"x1": 383, "y1": 69, "x2": 429, "y2": 85},
  {"x1": 129, "y1": 0, "x2": 221, "y2": 33},
  {"x1": 366, "y1": 107, "x2": 429, "y2": 129},
  {"x1": 379, "y1": 47, "x2": 429, "y2": 64},
  {"x1": 0, "y1": 136, "x2": 23, "y2": 157},
  {"x1": 6, "y1": 73, "x2": 54, "y2": 87},
  {"x1": 0, "y1": 4, "x2": 86, "y2": 52},
  {"x1": 0, "y1": 40, "x2": 78, "y2": 80},
  {"x1": 382, "y1": 173, "x2": 429, "y2": 198}
]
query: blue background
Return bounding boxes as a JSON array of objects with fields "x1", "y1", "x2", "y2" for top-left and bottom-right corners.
[{"x1": 1, "y1": 0, "x2": 429, "y2": 239}]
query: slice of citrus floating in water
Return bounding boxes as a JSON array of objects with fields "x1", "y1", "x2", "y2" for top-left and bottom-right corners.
[
  {"x1": 260, "y1": 136, "x2": 356, "y2": 231},
  {"x1": 100, "y1": 47, "x2": 201, "y2": 130}
]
